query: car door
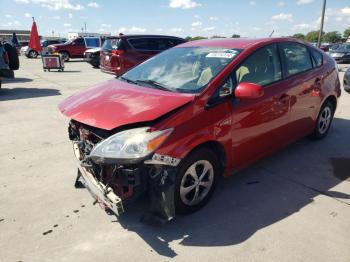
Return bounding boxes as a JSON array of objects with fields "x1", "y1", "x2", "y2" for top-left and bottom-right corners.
[
  {"x1": 278, "y1": 42, "x2": 320, "y2": 139},
  {"x1": 71, "y1": 38, "x2": 85, "y2": 57},
  {"x1": 228, "y1": 44, "x2": 293, "y2": 170}
]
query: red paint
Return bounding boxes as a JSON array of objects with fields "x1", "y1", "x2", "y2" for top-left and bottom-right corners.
[
  {"x1": 234, "y1": 82, "x2": 264, "y2": 99},
  {"x1": 59, "y1": 38, "x2": 341, "y2": 175},
  {"x1": 58, "y1": 79, "x2": 195, "y2": 130}
]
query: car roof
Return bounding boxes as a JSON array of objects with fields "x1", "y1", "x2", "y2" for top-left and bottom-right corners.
[
  {"x1": 178, "y1": 37, "x2": 298, "y2": 49},
  {"x1": 106, "y1": 34, "x2": 185, "y2": 40}
]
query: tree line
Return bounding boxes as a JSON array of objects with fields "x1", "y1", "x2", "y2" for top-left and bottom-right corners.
[{"x1": 185, "y1": 28, "x2": 350, "y2": 43}]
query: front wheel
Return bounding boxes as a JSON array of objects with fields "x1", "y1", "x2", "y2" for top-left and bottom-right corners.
[
  {"x1": 28, "y1": 50, "x2": 38, "y2": 58},
  {"x1": 175, "y1": 148, "x2": 220, "y2": 215},
  {"x1": 310, "y1": 100, "x2": 334, "y2": 139}
]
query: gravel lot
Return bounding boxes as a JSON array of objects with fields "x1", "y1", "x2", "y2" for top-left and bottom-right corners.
[{"x1": 0, "y1": 57, "x2": 349, "y2": 262}]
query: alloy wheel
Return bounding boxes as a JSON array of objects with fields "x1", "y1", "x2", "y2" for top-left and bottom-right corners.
[
  {"x1": 318, "y1": 106, "x2": 332, "y2": 135},
  {"x1": 180, "y1": 160, "x2": 214, "y2": 206}
]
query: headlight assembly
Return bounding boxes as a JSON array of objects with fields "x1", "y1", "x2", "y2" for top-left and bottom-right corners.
[{"x1": 89, "y1": 127, "x2": 173, "y2": 162}]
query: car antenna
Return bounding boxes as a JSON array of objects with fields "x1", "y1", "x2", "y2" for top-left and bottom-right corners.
[{"x1": 269, "y1": 30, "x2": 274, "y2": 38}]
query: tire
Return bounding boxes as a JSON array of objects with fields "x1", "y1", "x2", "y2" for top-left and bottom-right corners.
[
  {"x1": 60, "y1": 51, "x2": 70, "y2": 62},
  {"x1": 310, "y1": 100, "x2": 335, "y2": 140},
  {"x1": 175, "y1": 148, "x2": 220, "y2": 215},
  {"x1": 28, "y1": 50, "x2": 38, "y2": 58}
]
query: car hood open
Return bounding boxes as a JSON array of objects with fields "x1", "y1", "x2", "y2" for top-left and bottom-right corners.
[{"x1": 58, "y1": 79, "x2": 195, "y2": 130}]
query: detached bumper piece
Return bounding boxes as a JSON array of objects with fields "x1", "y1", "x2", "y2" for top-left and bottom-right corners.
[
  {"x1": 69, "y1": 120, "x2": 180, "y2": 223},
  {"x1": 76, "y1": 166, "x2": 125, "y2": 215}
]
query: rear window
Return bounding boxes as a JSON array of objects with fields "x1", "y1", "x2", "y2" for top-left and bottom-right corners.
[
  {"x1": 280, "y1": 43, "x2": 313, "y2": 77},
  {"x1": 102, "y1": 38, "x2": 121, "y2": 51}
]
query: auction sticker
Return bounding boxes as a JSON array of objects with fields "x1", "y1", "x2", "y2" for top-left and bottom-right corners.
[{"x1": 206, "y1": 52, "x2": 236, "y2": 59}]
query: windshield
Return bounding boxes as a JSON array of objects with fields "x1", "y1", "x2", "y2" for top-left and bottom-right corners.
[
  {"x1": 338, "y1": 45, "x2": 350, "y2": 51},
  {"x1": 121, "y1": 47, "x2": 241, "y2": 93}
]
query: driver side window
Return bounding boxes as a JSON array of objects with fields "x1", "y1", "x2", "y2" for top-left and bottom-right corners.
[
  {"x1": 214, "y1": 44, "x2": 282, "y2": 101},
  {"x1": 236, "y1": 44, "x2": 282, "y2": 86}
]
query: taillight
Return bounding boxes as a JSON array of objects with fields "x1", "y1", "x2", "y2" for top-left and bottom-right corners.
[{"x1": 111, "y1": 50, "x2": 124, "y2": 55}]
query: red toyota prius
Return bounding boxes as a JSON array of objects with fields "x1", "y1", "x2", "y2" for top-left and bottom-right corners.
[{"x1": 59, "y1": 38, "x2": 341, "y2": 222}]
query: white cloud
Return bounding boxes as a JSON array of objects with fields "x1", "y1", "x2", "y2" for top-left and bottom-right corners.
[
  {"x1": 63, "y1": 23, "x2": 71, "y2": 27},
  {"x1": 87, "y1": 2, "x2": 99, "y2": 8},
  {"x1": 24, "y1": 13, "x2": 31, "y2": 18},
  {"x1": 68, "y1": 13, "x2": 73, "y2": 19},
  {"x1": 296, "y1": 0, "x2": 313, "y2": 5},
  {"x1": 249, "y1": 1, "x2": 256, "y2": 6},
  {"x1": 171, "y1": 27, "x2": 184, "y2": 32},
  {"x1": 15, "y1": 0, "x2": 84, "y2": 11},
  {"x1": 101, "y1": 23, "x2": 111, "y2": 28},
  {"x1": 169, "y1": 0, "x2": 201, "y2": 9},
  {"x1": 194, "y1": 15, "x2": 200, "y2": 19},
  {"x1": 51, "y1": 16, "x2": 61, "y2": 20},
  {"x1": 191, "y1": 21, "x2": 202, "y2": 27},
  {"x1": 156, "y1": 28, "x2": 164, "y2": 32},
  {"x1": 5, "y1": 14, "x2": 12, "y2": 18},
  {"x1": 117, "y1": 26, "x2": 146, "y2": 34},
  {"x1": 293, "y1": 23, "x2": 312, "y2": 30},
  {"x1": 277, "y1": 1, "x2": 285, "y2": 7},
  {"x1": 202, "y1": 26, "x2": 215, "y2": 31},
  {"x1": 271, "y1": 13, "x2": 293, "y2": 21},
  {"x1": 209, "y1": 16, "x2": 218, "y2": 21}
]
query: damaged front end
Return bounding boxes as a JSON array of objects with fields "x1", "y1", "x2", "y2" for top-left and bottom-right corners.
[{"x1": 68, "y1": 120, "x2": 180, "y2": 222}]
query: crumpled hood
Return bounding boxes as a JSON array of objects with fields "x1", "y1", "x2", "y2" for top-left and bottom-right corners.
[{"x1": 58, "y1": 79, "x2": 195, "y2": 130}]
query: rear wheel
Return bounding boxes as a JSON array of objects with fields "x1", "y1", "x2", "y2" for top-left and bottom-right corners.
[
  {"x1": 310, "y1": 100, "x2": 334, "y2": 139},
  {"x1": 175, "y1": 148, "x2": 220, "y2": 215}
]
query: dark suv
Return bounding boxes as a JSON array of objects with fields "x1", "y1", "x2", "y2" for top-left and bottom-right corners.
[{"x1": 100, "y1": 34, "x2": 186, "y2": 76}]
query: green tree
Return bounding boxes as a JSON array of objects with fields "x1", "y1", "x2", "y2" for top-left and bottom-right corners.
[
  {"x1": 305, "y1": 30, "x2": 322, "y2": 42},
  {"x1": 323, "y1": 31, "x2": 342, "y2": 43},
  {"x1": 231, "y1": 34, "x2": 240, "y2": 38},
  {"x1": 211, "y1": 35, "x2": 226, "y2": 39},
  {"x1": 292, "y1": 33, "x2": 305, "y2": 41},
  {"x1": 344, "y1": 28, "x2": 350, "y2": 39},
  {"x1": 185, "y1": 36, "x2": 207, "y2": 41}
]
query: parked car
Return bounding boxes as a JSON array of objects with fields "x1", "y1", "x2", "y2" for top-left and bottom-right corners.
[
  {"x1": 84, "y1": 47, "x2": 101, "y2": 68},
  {"x1": 344, "y1": 67, "x2": 350, "y2": 93},
  {"x1": 100, "y1": 34, "x2": 186, "y2": 76},
  {"x1": 59, "y1": 38, "x2": 341, "y2": 221},
  {"x1": 21, "y1": 39, "x2": 66, "y2": 58},
  {"x1": 329, "y1": 44, "x2": 350, "y2": 63},
  {"x1": 329, "y1": 44, "x2": 341, "y2": 52},
  {"x1": 48, "y1": 37, "x2": 101, "y2": 62}
]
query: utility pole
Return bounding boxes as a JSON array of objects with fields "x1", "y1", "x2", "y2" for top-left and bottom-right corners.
[
  {"x1": 84, "y1": 22, "x2": 87, "y2": 35},
  {"x1": 317, "y1": 0, "x2": 326, "y2": 48}
]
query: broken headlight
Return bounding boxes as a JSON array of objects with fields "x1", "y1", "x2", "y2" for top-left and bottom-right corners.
[{"x1": 89, "y1": 127, "x2": 173, "y2": 161}]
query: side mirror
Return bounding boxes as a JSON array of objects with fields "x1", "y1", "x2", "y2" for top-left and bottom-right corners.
[{"x1": 234, "y1": 82, "x2": 264, "y2": 100}]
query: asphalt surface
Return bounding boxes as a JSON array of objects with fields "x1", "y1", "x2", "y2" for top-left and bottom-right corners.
[{"x1": 0, "y1": 57, "x2": 349, "y2": 262}]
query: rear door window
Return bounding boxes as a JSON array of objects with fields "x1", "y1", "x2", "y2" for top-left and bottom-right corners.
[
  {"x1": 280, "y1": 43, "x2": 313, "y2": 77},
  {"x1": 74, "y1": 38, "x2": 85, "y2": 46},
  {"x1": 128, "y1": 38, "x2": 153, "y2": 50}
]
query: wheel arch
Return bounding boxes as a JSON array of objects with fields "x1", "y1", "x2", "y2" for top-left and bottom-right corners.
[
  {"x1": 324, "y1": 95, "x2": 337, "y2": 111},
  {"x1": 183, "y1": 140, "x2": 227, "y2": 176}
]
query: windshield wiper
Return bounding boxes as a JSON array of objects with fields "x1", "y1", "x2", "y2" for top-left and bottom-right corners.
[
  {"x1": 135, "y1": 79, "x2": 173, "y2": 92},
  {"x1": 118, "y1": 76, "x2": 138, "y2": 85}
]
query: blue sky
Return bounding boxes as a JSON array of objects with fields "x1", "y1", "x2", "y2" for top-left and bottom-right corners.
[{"x1": 0, "y1": 0, "x2": 350, "y2": 38}]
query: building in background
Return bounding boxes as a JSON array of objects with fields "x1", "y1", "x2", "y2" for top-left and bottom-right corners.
[
  {"x1": 67, "y1": 32, "x2": 111, "y2": 40},
  {"x1": 0, "y1": 29, "x2": 32, "y2": 42}
]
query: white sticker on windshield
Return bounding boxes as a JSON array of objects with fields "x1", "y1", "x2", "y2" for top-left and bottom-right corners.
[{"x1": 206, "y1": 52, "x2": 236, "y2": 59}]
